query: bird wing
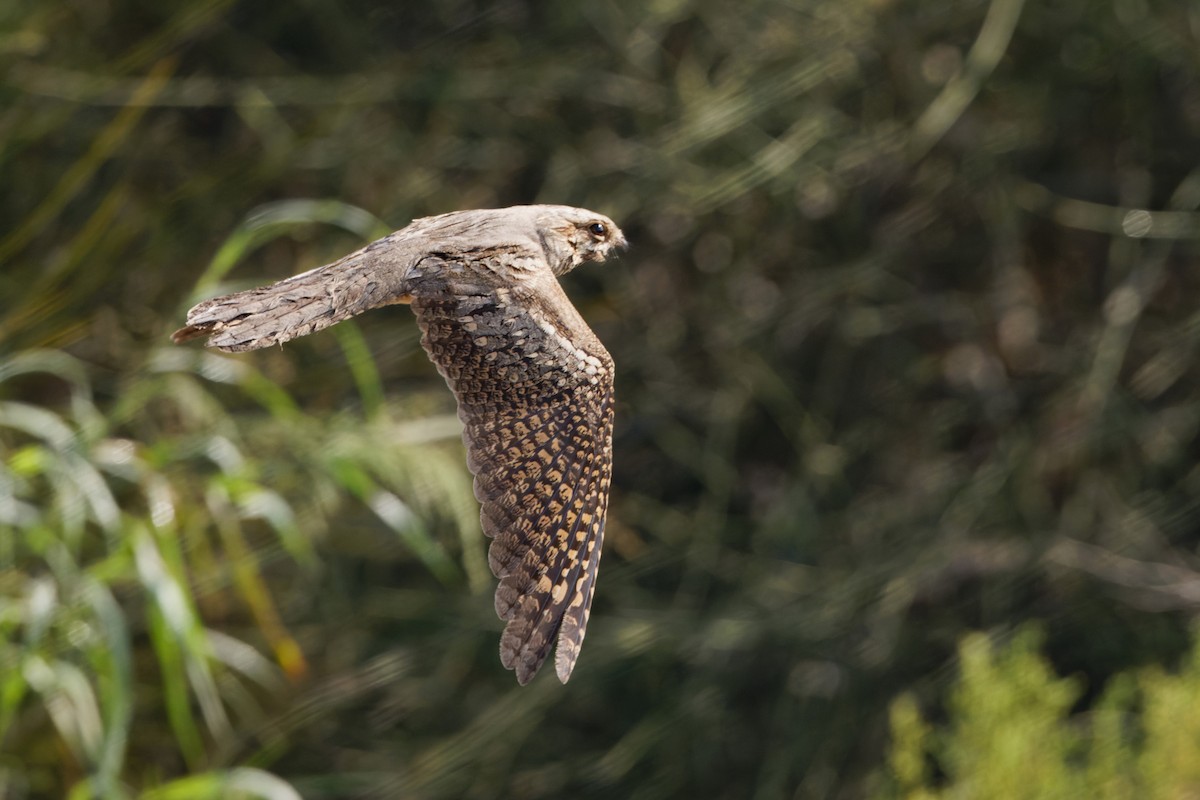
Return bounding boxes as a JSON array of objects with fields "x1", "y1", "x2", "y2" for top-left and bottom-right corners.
[
  {"x1": 413, "y1": 284, "x2": 614, "y2": 685},
  {"x1": 171, "y1": 230, "x2": 419, "y2": 352}
]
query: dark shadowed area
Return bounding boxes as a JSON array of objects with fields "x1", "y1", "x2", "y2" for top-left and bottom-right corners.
[{"x1": 4, "y1": 0, "x2": 1200, "y2": 797}]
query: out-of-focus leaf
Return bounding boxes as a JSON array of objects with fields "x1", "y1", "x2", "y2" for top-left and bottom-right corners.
[{"x1": 138, "y1": 768, "x2": 302, "y2": 800}]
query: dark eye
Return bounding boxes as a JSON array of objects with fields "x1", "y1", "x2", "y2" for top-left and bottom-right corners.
[{"x1": 587, "y1": 222, "x2": 608, "y2": 238}]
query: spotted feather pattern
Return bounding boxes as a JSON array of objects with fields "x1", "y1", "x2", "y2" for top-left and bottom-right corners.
[{"x1": 413, "y1": 286, "x2": 614, "y2": 685}]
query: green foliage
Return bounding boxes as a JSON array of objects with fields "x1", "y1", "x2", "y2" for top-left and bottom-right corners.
[
  {"x1": 883, "y1": 626, "x2": 1200, "y2": 799},
  {"x1": 1, "y1": 222, "x2": 481, "y2": 796}
]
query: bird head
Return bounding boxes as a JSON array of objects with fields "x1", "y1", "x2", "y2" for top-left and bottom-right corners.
[{"x1": 534, "y1": 205, "x2": 628, "y2": 276}]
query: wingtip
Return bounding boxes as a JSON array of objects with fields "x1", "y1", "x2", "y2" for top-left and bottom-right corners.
[
  {"x1": 508, "y1": 658, "x2": 568, "y2": 685},
  {"x1": 554, "y1": 640, "x2": 578, "y2": 684},
  {"x1": 171, "y1": 323, "x2": 210, "y2": 345},
  {"x1": 502, "y1": 646, "x2": 538, "y2": 686}
]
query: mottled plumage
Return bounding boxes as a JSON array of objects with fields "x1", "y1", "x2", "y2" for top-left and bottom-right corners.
[{"x1": 174, "y1": 205, "x2": 625, "y2": 684}]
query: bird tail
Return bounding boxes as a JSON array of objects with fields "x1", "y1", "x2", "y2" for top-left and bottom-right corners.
[{"x1": 172, "y1": 238, "x2": 412, "y2": 352}]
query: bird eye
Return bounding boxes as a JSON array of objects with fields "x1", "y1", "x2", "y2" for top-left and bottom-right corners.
[{"x1": 587, "y1": 222, "x2": 608, "y2": 238}]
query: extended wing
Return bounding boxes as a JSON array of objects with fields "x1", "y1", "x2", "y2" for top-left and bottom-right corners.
[{"x1": 413, "y1": 284, "x2": 614, "y2": 684}]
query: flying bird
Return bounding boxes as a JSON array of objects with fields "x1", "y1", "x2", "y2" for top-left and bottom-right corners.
[{"x1": 174, "y1": 205, "x2": 625, "y2": 684}]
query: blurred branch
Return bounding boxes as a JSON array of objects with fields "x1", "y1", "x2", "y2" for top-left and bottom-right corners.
[
  {"x1": 6, "y1": 63, "x2": 402, "y2": 107},
  {"x1": 184, "y1": 199, "x2": 391, "y2": 303},
  {"x1": 1072, "y1": 169, "x2": 1200, "y2": 417},
  {"x1": 1046, "y1": 538, "x2": 1200, "y2": 611},
  {"x1": 5, "y1": 62, "x2": 662, "y2": 109},
  {"x1": 658, "y1": 52, "x2": 858, "y2": 159},
  {"x1": 909, "y1": 0, "x2": 1025, "y2": 160},
  {"x1": 690, "y1": 114, "x2": 832, "y2": 212},
  {"x1": 1015, "y1": 177, "x2": 1200, "y2": 240},
  {"x1": 0, "y1": 58, "x2": 175, "y2": 266}
]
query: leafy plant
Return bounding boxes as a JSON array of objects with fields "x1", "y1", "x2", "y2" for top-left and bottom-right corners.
[
  {"x1": 883, "y1": 625, "x2": 1200, "y2": 800},
  {"x1": 1, "y1": 212, "x2": 479, "y2": 797}
]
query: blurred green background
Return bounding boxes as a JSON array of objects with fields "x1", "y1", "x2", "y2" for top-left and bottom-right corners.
[{"x1": 4, "y1": 0, "x2": 1200, "y2": 797}]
